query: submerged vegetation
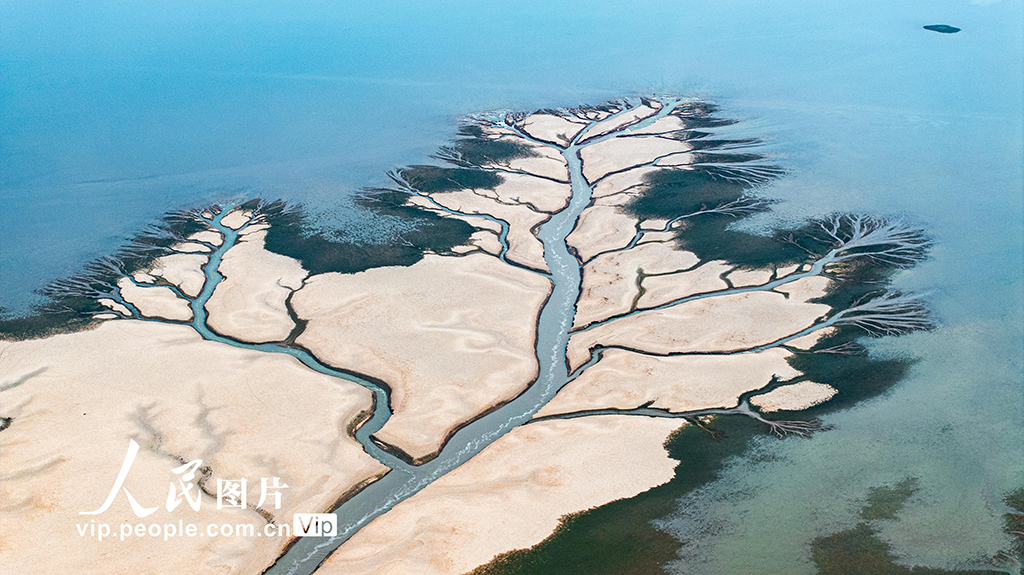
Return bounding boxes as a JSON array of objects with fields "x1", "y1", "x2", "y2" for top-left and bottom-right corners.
[{"x1": 811, "y1": 479, "x2": 1005, "y2": 575}]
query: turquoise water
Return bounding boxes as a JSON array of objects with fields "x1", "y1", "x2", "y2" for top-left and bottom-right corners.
[{"x1": 1, "y1": 0, "x2": 1021, "y2": 572}]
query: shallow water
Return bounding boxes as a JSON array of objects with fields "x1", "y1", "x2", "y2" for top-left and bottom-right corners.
[{"x1": 1, "y1": 0, "x2": 1021, "y2": 572}]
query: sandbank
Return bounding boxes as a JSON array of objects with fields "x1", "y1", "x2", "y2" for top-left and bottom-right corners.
[
  {"x1": 117, "y1": 278, "x2": 193, "y2": 322},
  {"x1": 291, "y1": 253, "x2": 551, "y2": 463},
  {"x1": 750, "y1": 382, "x2": 838, "y2": 412},
  {"x1": 205, "y1": 229, "x2": 308, "y2": 344},
  {"x1": 567, "y1": 276, "x2": 833, "y2": 370},
  {"x1": 0, "y1": 320, "x2": 385, "y2": 575},
  {"x1": 318, "y1": 415, "x2": 681, "y2": 575},
  {"x1": 537, "y1": 347, "x2": 799, "y2": 417},
  {"x1": 579, "y1": 135, "x2": 690, "y2": 183}
]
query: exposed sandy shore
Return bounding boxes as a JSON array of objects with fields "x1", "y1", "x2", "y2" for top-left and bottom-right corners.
[
  {"x1": 291, "y1": 253, "x2": 551, "y2": 463},
  {"x1": 0, "y1": 321, "x2": 385, "y2": 575},
  {"x1": 750, "y1": 382, "x2": 838, "y2": 412},
  {"x1": 537, "y1": 347, "x2": 799, "y2": 417},
  {"x1": 574, "y1": 242, "x2": 700, "y2": 329},
  {"x1": 490, "y1": 172, "x2": 572, "y2": 213},
  {"x1": 416, "y1": 190, "x2": 550, "y2": 272},
  {"x1": 565, "y1": 204, "x2": 638, "y2": 263},
  {"x1": 149, "y1": 252, "x2": 208, "y2": 298},
  {"x1": 98, "y1": 298, "x2": 131, "y2": 317},
  {"x1": 189, "y1": 230, "x2": 224, "y2": 246},
  {"x1": 205, "y1": 229, "x2": 308, "y2": 343},
  {"x1": 567, "y1": 276, "x2": 833, "y2": 370},
  {"x1": 506, "y1": 144, "x2": 569, "y2": 182},
  {"x1": 318, "y1": 415, "x2": 681, "y2": 575},
  {"x1": 580, "y1": 136, "x2": 690, "y2": 183},
  {"x1": 117, "y1": 278, "x2": 193, "y2": 322},
  {"x1": 580, "y1": 104, "x2": 658, "y2": 142},
  {"x1": 520, "y1": 113, "x2": 586, "y2": 147},
  {"x1": 219, "y1": 209, "x2": 252, "y2": 230}
]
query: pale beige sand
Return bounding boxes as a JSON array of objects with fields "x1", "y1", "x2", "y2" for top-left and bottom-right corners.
[
  {"x1": 469, "y1": 230, "x2": 503, "y2": 256},
  {"x1": 627, "y1": 115, "x2": 687, "y2": 136},
  {"x1": 170, "y1": 241, "x2": 212, "y2": 253},
  {"x1": 292, "y1": 253, "x2": 551, "y2": 462},
  {"x1": 93, "y1": 313, "x2": 118, "y2": 320},
  {"x1": 490, "y1": 172, "x2": 572, "y2": 213},
  {"x1": 149, "y1": 253, "x2": 208, "y2": 298},
  {"x1": 574, "y1": 243, "x2": 700, "y2": 329},
  {"x1": 220, "y1": 209, "x2": 252, "y2": 230},
  {"x1": 636, "y1": 262, "x2": 734, "y2": 309},
  {"x1": 0, "y1": 320, "x2": 385, "y2": 575},
  {"x1": 750, "y1": 382, "x2": 838, "y2": 412},
  {"x1": 567, "y1": 276, "x2": 833, "y2": 370},
  {"x1": 580, "y1": 104, "x2": 658, "y2": 142},
  {"x1": 318, "y1": 415, "x2": 681, "y2": 575},
  {"x1": 506, "y1": 145, "x2": 569, "y2": 182},
  {"x1": 426, "y1": 190, "x2": 550, "y2": 272},
  {"x1": 189, "y1": 230, "x2": 223, "y2": 246},
  {"x1": 132, "y1": 271, "x2": 156, "y2": 283},
  {"x1": 591, "y1": 166, "x2": 660, "y2": 199},
  {"x1": 205, "y1": 229, "x2": 307, "y2": 344},
  {"x1": 639, "y1": 219, "x2": 672, "y2": 231},
  {"x1": 580, "y1": 136, "x2": 690, "y2": 183},
  {"x1": 566, "y1": 205, "x2": 638, "y2": 263},
  {"x1": 117, "y1": 278, "x2": 193, "y2": 322},
  {"x1": 520, "y1": 113, "x2": 586, "y2": 147},
  {"x1": 98, "y1": 298, "x2": 131, "y2": 317},
  {"x1": 537, "y1": 348, "x2": 798, "y2": 417},
  {"x1": 785, "y1": 328, "x2": 834, "y2": 350}
]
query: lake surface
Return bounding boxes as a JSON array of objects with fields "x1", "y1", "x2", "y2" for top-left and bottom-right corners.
[{"x1": 1, "y1": 0, "x2": 1021, "y2": 572}]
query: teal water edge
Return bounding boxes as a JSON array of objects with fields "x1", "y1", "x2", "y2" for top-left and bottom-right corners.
[{"x1": 1, "y1": 0, "x2": 1021, "y2": 574}]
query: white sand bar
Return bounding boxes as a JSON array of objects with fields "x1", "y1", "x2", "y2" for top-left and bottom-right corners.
[
  {"x1": 319, "y1": 415, "x2": 681, "y2": 575},
  {"x1": 520, "y1": 113, "x2": 586, "y2": 147},
  {"x1": 150, "y1": 252, "x2": 208, "y2": 298},
  {"x1": 205, "y1": 229, "x2": 307, "y2": 344},
  {"x1": 220, "y1": 209, "x2": 253, "y2": 230},
  {"x1": 574, "y1": 243, "x2": 700, "y2": 329},
  {"x1": 580, "y1": 136, "x2": 690, "y2": 183},
  {"x1": 567, "y1": 276, "x2": 832, "y2": 370},
  {"x1": 750, "y1": 382, "x2": 838, "y2": 412},
  {"x1": 566, "y1": 204, "x2": 638, "y2": 263},
  {"x1": 292, "y1": 253, "x2": 551, "y2": 462},
  {"x1": 538, "y1": 348, "x2": 799, "y2": 417},
  {"x1": 116, "y1": 278, "x2": 192, "y2": 322},
  {"x1": 0, "y1": 321, "x2": 385, "y2": 575}
]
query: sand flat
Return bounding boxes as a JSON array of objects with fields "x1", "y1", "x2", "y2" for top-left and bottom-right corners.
[
  {"x1": 205, "y1": 229, "x2": 307, "y2": 343},
  {"x1": 117, "y1": 278, "x2": 193, "y2": 322},
  {"x1": 220, "y1": 209, "x2": 252, "y2": 230},
  {"x1": 318, "y1": 415, "x2": 681, "y2": 575},
  {"x1": 491, "y1": 172, "x2": 572, "y2": 213},
  {"x1": 567, "y1": 277, "x2": 832, "y2": 370},
  {"x1": 520, "y1": 113, "x2": 587, "y2": 146},
  {"x1": 150, "y1": 252, "x2": 208, "y2": 298},
  {"x1": 566, "y1": 204, "x2": 638, "y2": 262},
  {"x1": 574, "y1": 243, "x2": 700, "y2": 329},
  {"x1": 292, "y1": 253, "x2": 551, "y2": 462},
  {"x1": 538, "y1": 348, "x2": 799, "y2": 417},
  {"x1": 580, "y1": 136, "x2": 689, "y2": 182},
  {"x1": 428, "y1": 189, "x2": 550, "y2": 272},
  {"x1": 0, "y1": 320, "x2": 385, "y2": 575},
  {"x1": 580, "y1": 104, "x2": 659, "y2": 142},
  {"x1": 750, "y1": 382, "x2": 838, "y2": 412},
  {"x1": 506, "y1": 144, "x2": 569, "y2": 182}
]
